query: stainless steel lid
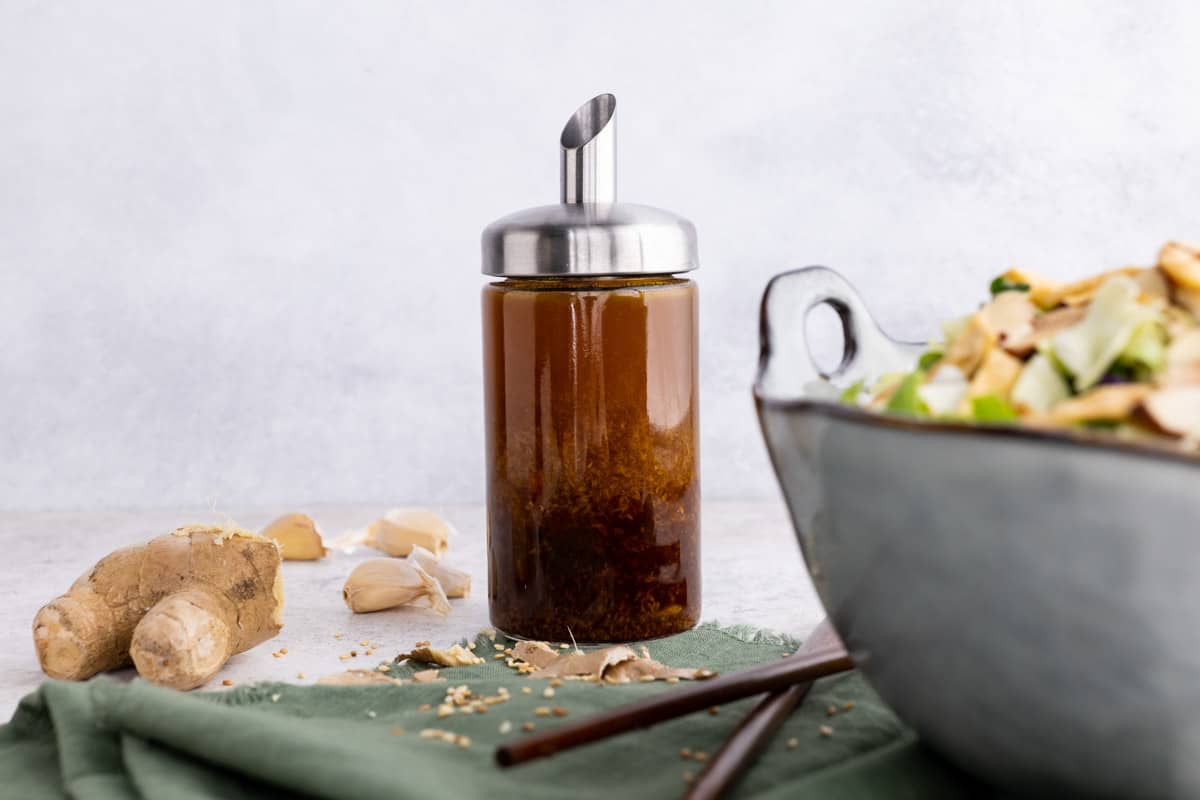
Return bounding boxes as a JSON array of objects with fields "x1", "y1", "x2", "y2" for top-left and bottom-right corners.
[{"x1": 481, "y1": 94, "x2": 698, "y2": 277}]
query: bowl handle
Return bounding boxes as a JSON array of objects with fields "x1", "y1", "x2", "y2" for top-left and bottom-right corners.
[{"x1": 755, "y1": 266, "x2": 922, "y2": 402}]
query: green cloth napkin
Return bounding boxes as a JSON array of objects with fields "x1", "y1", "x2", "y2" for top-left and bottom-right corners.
[{"x1": 0, "y1": 624, "x2": 988, "y2": 799}]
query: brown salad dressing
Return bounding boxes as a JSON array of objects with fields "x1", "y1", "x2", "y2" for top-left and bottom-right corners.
[{"x1": 483, "y1": 276, "x2": 700, "y2": 642}]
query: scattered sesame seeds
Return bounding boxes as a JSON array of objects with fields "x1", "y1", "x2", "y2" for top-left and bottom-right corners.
[
  {"x1": 391, "y1": 727, "x2": 404, "y2": 737},
  {"x1": 350, "y1": 650, "x2": 358, "y2": 657},
  {"x1": 418, "y1": 704, "x2": 432, "y2": 712},
  {"x1": 272, "y1": 652, "x2": 282, "y2": 659},
  {"x1": 707, "y1": 706, "x2": 720, "y2": 716},
  {"x1": 493, "y1": 654, "x2": 505, "y2": 660},
  {"x1": 222, "y1": 679, "x2": 233, "y2": 686},
  {"x1": 378, "y1": 664, "x2": 391, "y2": 672},
  {"x1": 786, "y1": 738, "x2": 798, "y2": 749},
  {"x1": 639, "y1": 675, "x2": 656, "y2": 683},
  {"x1": 549, "y1": 678, "x2": 563, "y2": 688},
  {"x1": 279, "y1": 647, "x2": 288, "y2": 655},
  {"x1": 558, "y1": 643, "x2": 570, "y2": 649},
  {"x1": 360, "y1": 640, "x2": 369, "y2": 646},
  {"x1": 682, "y1": 771, "x2": 695, "y2": 784},
  {"x1": 436, "y1": 704, "x2": 455, "y2": 719},
  {"x1": 334, "y1": 633, "x2": 344, "y2": 639},
  {"x1": 819, "y1": 725, "x2": 834, "y2": 738},
  {"x1": 521, "y1": 722, "x2": 536, "y2": 732},
  {"x1": 457, "y1": 736, "x2": 471, "y2": 748},
  {"x1": 493, "y1": 643, "x2": 505, "y2": 651},
  {"x1": 296, "y1": 672, "x2": 305, "y2": 679},
  {"x1": 521, "y1": 687, "x2": 532, "y2": 695},
  {"x1": 551, "y1": 706, "x2": 568, "y2": 717},
  {"x1": 826, "y1": 705, "x2": 838, "y2": 717},
  {"x1": 270, "y1": 693, "x2": 281, "y2": 703},
  {"x1": 841, "y1": 701, "x2": 856, "y2": 712},
  {"x1": 780, "y1": 652, "x2": 791, "y2": 658},
  {"x1": 534, "y1": 707, "x2": 551, "y2": 717},
  {"x1": 366, "y1": 710, "x2": 377, "y2": 719},
  {"x1": 499, "y1": 721, "x2": 513, "y2": 735},
  {"x1": 693, "y1": 751, "x2": 709, "y2": 763},
  {"x1": 468, "y1": 642, "x2": 477, "y2": 650},
  {"x1": 679, "y1": 748, "x2": 692, "y2": 759},
  {"x1": 543, "y1": 687, "x2": 555, "y2": 699},
  {"x1": 666, "y1": 677, "x2": 680, "y2": 684}
]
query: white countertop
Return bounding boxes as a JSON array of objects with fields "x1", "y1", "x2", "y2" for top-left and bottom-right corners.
[{"x1": 0, "y1": 502, "x2": 822, "y2": 719}]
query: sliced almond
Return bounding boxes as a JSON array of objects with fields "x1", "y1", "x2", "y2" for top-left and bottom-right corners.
[
  {"x1": 1143, "y1": 387, "x2": 1200, "y2": 438},
  {"x1": 1049, "y1": 384, "x2": 1151, "y2": 425}
]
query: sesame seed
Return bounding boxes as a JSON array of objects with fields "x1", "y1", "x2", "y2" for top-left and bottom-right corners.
[
  {"x1": 826, "y1": 705, "x2": 837, "y2": 717},
  {"x1": 436, "y1": 705, "x2": 455, "y2": 719},
  {"x1": 521, "y1": 722, "x2": 536, "y2": 732},
  {"x1": 666, "y1": 677, "x2": 680, "y2": 684},
  {"x1": 270, "y1": 693, "x2": 281, "y2": 703},
  {"x1": 222, "y1": 679, "x2": 233, "y2": 686},
  {"x1": 708, "y1": 706, "x2": 720, "y2": 715},
  {"x1": 534, "y1": 707, "x2": 551, "y2": 717},
  {"x1": 457, "y1": 736, "x2": 471, "y2": 748},
  {"x1": 693, "y1": 751, "x2": 709, "y2": 762},
  {"x1": 494, "y1": 654, "x2": 505, "y2": 660},
  {"x1": 366, "y1": 710, "x2": 377, "y2": 719},
  {"x1": 819, "y1": 725, "x2": 834, "y2": 737},
  {"x1": 842, "y1": 701, "x2": 856, "y2": 712},
  {"x1": 679, "y1": 748, "x2": 692, "y2": 759},
  {"x1": 543, "y1": 687, "x2": 555, "y2": 699},
  {"x1": 391, "y1": 727, "x2": 404, "y2": 736},
  {"x1": 493, "y1": 643, "x2": 505, "y2": 651},
  {"x1": 272, "y1": 652, "x2": 281, "y2": 659},
  {"x1": 786, "y1": 738, "x2": 798, "y2": 749},
  {"x1": 551, "y1": 707, "x2": 568, "y2": 717},
  {"x1": 418, "y1": 704, "x2": 432, "y2": 712},
  {"x1": 350, "y1": 650, "x2": 358, "y2": 657},
  {"x1": 549, "y1": 678, "x2": 563, "y2": 688},
  {"x1": 296, "y1": 672, "x2": 305, "y2": 679},
  {"x1": 420, "y1": 729, "x2": 439, "y2": 739},
  {"x1": 279, "y1": 647, "x2": 288, "y2": 655},
  {"x1": 521, "y1": 687, "x2": 532, "y2": 695},
  {"x1": 499, "y1": 721, "x2": 513, "y2": 734},
  {"x1": 378, "y1": 665, "x2": 390, "y2": 672},
  {"x1": 639, "y1": 675, "x2": 656, "y2": 683},
  {"x1": 682, "y1": 771, "x2": 695, "y2": 783},
  {"x1": 468, "y1": 642, "x2": 477, "y2": 650}
]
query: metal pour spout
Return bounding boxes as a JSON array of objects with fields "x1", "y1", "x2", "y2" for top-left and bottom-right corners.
[{"x1": 560, "y1": 93, "x2": 616, "y2": 204}]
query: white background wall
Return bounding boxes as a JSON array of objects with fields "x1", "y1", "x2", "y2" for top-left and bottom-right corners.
[{"x1": 3, "y1": 1, "x2": 1199, "y2": 511}]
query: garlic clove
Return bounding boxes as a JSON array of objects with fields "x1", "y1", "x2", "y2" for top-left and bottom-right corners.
[
  {"x1": 342, "y1": 558, "x2": 451, "y2": 615},
  {"x1": 261, "y1": 513, "x2": 327, "y2": 560},
  {"x1": 364, "y1": 509, "x2": 449, "y2": 557}
]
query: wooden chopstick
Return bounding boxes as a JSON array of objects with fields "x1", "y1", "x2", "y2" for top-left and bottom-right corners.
[
  {"x1": 682, "y1": 620, "x2": 844, "y2": 800},
  {"x1": 494, "y1": 639, "x2": 853, "y2": 767}
]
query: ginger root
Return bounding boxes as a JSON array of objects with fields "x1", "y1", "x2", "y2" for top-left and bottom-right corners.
[
  {"x1": 32, "y1": 524, "x2": 284, "y2": 690},
  {"x1": 342, "y1": 558, "x2": 451, "y2": 614},
  {"x1": 364, "y1": 509, "x2": 449, "y2": 557},
  {"x1": 261, "y1": 513, "x2": 327, "y2": 560}
]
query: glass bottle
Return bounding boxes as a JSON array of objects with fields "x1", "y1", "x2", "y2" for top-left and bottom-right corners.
[{"x1": 480, "y1": 94, "x2": 701, "y2": 642}]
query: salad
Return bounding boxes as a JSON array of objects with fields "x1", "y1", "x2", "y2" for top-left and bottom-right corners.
[{"x1": 848, "y1": 241, "x2": 1200, "y2": 448}]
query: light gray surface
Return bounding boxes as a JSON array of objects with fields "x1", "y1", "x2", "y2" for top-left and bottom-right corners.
[
  {"x1": 4, "y1": 2, "x2": 1200, "y2": 511},
  {"x1": 0, "y1": 501, "x2": 821, "y2": 721}
]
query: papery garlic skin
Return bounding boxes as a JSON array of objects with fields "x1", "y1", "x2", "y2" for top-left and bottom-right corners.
[{"x1": 407, "y1": 545, "x2": 471, "y2": 598}]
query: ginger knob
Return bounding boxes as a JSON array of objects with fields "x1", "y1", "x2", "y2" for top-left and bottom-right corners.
[{"x1": 32, "y1": 525, "x2": 284, "y2": 690}]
